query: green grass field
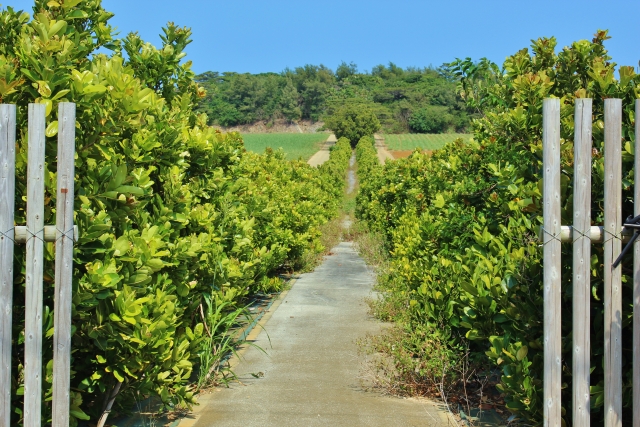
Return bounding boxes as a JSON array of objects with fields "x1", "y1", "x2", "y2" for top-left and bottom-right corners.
[
  {"x1": 383, "y1": 133, "x2": 472, "y2": 151},
  {"x1": 241, "y1": 133, "x2": 330, "y2": 161}
]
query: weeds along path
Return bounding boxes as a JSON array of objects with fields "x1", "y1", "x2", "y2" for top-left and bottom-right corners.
[
  {"x1": 181, "y1": 153, "x2": 448, "y2": 427},
  {"x1": 182, "y1": 243, "x2": 448, "y2": 427}
]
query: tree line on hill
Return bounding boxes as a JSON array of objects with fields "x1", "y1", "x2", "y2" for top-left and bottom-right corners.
[{"x1": 195, "y1": 62, "x2": 477, "y2": 133}]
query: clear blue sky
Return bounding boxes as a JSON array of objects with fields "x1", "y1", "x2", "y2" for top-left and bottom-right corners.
[{"x1": 4, "y1": 0, "x2": 639, "y2": 75}]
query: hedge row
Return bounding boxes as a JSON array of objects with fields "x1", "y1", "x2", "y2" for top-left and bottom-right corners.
[
  {"x1": 355, "y1": 32, "x2": 639, "y2": 424},
  {"x1": 1, "y1": 2, "x2": 350, "y2": 425}
]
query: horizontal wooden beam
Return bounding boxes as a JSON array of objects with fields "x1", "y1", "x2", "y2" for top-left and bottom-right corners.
[
  {"x1": 539, "y1": 226, "x2": 631, "y2": 243},
  {"x1": 14, "y1": 226, "x2": 79, "y2": 244}
]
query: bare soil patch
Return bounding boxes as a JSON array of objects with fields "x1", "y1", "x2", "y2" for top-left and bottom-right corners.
[
  {"x1": 220, "y1": 119, "x2": 325, "y2": 134},
  {"x1": 390, "y1": 149, "x2": 433, "y2": 159}
]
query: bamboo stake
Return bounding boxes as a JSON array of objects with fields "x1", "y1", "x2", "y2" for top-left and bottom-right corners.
[
  {"x1": 52, "y1": 103, "x2": 76, "y2": 427},
  {"x1": 0, "y1": 105, "x2": 15, "y2": 427},
  {"x1": 538, "y1": 225, "x2": 632, "y2": 243},
  {"x1": 603, "y1": 98, "x2": 622, "y2": 427},
  {"x1": 543, "y1": 98, "x2": 562, "y2": 427},
  {"x1": 14, "y1": 225, "x2": 78, "y2": 244},
  {"x1": 24, "y1": 104, "x2": 46, "y2": 427}
]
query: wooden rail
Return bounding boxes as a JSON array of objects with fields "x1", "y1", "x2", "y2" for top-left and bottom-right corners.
[{"x1": 539, "y1": 225, "x2": 632, "y2": 243}]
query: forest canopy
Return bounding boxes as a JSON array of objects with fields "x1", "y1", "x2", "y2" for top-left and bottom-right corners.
[{"x1": 195, "y1": 62, "x2": 476, "y2": 133}]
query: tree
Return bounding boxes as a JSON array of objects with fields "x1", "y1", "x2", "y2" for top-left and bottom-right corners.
[
  {"x1": 324, "y1": 103, "x2": 380, "y2": 146},
  {"x1": 280, "y1": 78, "x2": 301, "y2": 122},
  {"x1": 408, "y1": 106, "x2": 452, "y2": 133},
  {"x1": 336, "y1": 61, "x2": 358, "y2": 81}
]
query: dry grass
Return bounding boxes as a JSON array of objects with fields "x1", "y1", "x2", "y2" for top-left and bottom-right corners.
[
  {"x1": 349, "y1": 222, "x2": 388, "y2": 271},
  {"x1": 296, "y1": 215, "x2": 346, "y2": 273}
]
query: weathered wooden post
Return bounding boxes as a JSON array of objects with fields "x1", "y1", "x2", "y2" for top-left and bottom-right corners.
[
  {"x1": 24, "y1": 103, "x2": 46, "y2": 426},
  {"x1": 572, "y1": 98, "x2": 592, "y2": 426},
  {"x1": 0, "y1": 102, "x2": 76, "y2": 427},
  {"x1": 542, "y1": 98, "x2": 627, "y2": 427},
  {"x1": 542, "y1": 98, "x2": 562, "y2": 427},
  {"x1": 603, "y1": 99, "x2": 622, "y2": 427},
  {"x1": 635, "y1": 97, "x2": 640, "y2": 427},
  {"x1": 52, "y1": 102, "x2": 76, "y2": 427},
  {"x1": 0, "y1": 104, "x2": 16, "y2": 427}
]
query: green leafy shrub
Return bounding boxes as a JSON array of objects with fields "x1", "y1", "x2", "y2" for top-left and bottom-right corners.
[
  {"x1": 356, "y1": 31, "x2": 640, "y2": 424},
  {"x1": 323, "y1": 103, "x2": 380, "y2": 146},
  {"x1": 0, "y1": 1, "x2": 350, "y2": 425},
  {"x1": 408, "y1": 106, "x2": 452, "y2": 133}
]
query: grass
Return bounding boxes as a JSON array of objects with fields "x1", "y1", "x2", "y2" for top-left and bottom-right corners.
[
  {"x1": 383, "y1": 133, "x2": 472, "y2": 151},
  {"x1": 241, "y1": 133, "x2": 330, "y2": 161}
]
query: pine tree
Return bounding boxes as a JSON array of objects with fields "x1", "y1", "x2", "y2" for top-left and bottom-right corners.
[{"x1": 280, "y1": 79, "x2": 301, "y2": 122}]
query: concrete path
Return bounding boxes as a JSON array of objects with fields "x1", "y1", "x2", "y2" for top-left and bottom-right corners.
[
  {"x1": 181, "y1": 242, "x2": 449, "y2": 427},
  {"x1": 307, "y1": 134, "x2": 337, "y2": 167},
  {"x1": 374, "y1": 134, "x2": 394, "y2": 165}
]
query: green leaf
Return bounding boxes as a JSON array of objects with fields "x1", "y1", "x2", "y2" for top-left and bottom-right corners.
[
  {"x1": 194, "y1": 323, "x2": 204, "y2": 337},
  {"x1": 434, "y1": 194, "x2": 445, "y2": 208},
  {"x1": 36, "y1": 80, "x2": 52, "y2": 97},
  {"x1": 113, "y1": 236, "x2": 130, "y2": 257},
  {"x1": 113, "y1": 369, "x2": 125, "y2": 382},
  {"x1": 114, "y1": 185, "x2": 144, "y2": 196},
  {"x1": 66, "y1": 9, "x2": 89, "y2": 19},
  {"x1": 61, "y1": 0, "x2": 83, "y2": 9},
  {"x1": 69, "y1": 409, "x2": 90, "y2": 420},
  {"x1": 48, "y1": 20, "x2": 68, "y2": 38},
  {"x1": 516, "y1": 346, "x2": 528, "y2": 361},
  {"x1": 83, "y1": 84, "x2": 107, "y2": 95},
  {"x1": 176, "y1": 283, "x2": 189, "y2": 297},
  {"x1": 51, "y1": 89, "x2": 70, "y2": 101},
  {"x1": 45, "y1": 121, "x2": 58, "y2": 137},
  {"x1": 113, "y1": 164, "x2": 127, "y2": 188}
]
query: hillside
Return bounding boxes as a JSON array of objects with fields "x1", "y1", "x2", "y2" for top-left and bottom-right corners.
[{"x1": 195, "y1": 62, "x2": 477, "y2": 134}]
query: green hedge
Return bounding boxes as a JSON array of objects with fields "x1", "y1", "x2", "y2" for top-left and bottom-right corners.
[
  {"x1": 1, "y1": 2, "x2": 350, "y2": 425},
  {"x1": 355, "y1": 32, "x2": 639, "y2": 424}
]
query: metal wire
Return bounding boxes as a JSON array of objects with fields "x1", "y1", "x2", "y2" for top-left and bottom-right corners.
[
  {"x1": 0, "y1": 227, "x2": 15, "y2": 244},
  {"x1": 571, "y1": 227, "x2": 592, "y2": 241},
  {"x1": 541, "y1": 227, "x2": 562, "y2": 244},
  {"x1": 24, "y1": 228, "x2": 45, "y2": 244},
  {"x1": 603, "y1": 228, "x2": 622, "y2": 245},
  {"x1": 56, "y1": 227, "x2": 76, "y2": 243}
]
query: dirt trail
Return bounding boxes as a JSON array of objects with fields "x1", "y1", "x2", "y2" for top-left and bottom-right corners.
[
  {"x1": 307, "y1": 134, "x2": 337, "y2": 167},
  {"x1": 374, "y1": 134, "x2": 394, "y2": 164},
  {"x1": 178, "y1": 239, "x2": 449, "y2": 427}
]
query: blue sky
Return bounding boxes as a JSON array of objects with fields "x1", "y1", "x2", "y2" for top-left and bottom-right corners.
[{"x1": 4, "y1": 0, "x2": 639, "y2": 75}]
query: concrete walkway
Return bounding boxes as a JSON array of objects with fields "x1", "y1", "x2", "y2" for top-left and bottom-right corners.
[
  {"x1": 374, "y1": 134, "x2": 394, "y2": 165},
  {"x1": 307, "y1": 134, "x2": 337, "y2": 167},
  {"x1": 181, "y1": 242, "x2": 449, "y2": 427}
]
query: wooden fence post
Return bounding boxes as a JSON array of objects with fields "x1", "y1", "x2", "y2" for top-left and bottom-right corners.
[
  {"x1": 603, "y1": 98, "x2": 622, "y2": 427},
  {"x1": 0, "y1": 105, "x2": 16, "y2": 427},
  {"x1": 24, "y1": 104, "x2": 46, "y2": 426},
  {"x1": 572, "y1": 98, "x2": 592, "y2": 426},
  {"x1": 543, "y1": 98, "x2": 562, "y2": 427},
  {"x1": 634, "y1": 98, "x2": 640, "y2": 427},
  {"x1": 52, "y1": 103, "x2": 76, "y2": 427}
]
